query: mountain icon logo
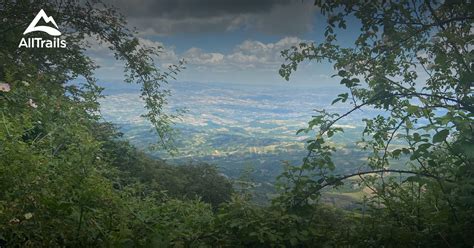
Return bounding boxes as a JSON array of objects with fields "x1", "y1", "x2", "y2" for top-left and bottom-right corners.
[{"x1": 23, "y1": 9, "x2": 61, "y2": 36}]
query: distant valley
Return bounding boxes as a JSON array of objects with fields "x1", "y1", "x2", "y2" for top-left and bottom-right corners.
[{"x1": 100, "y1": 81, "x2": 384, "y2": 196}]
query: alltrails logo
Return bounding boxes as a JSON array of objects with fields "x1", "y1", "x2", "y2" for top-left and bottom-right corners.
[{"x1": 18, "y1": 9, "x2": 66, "y2": 48}]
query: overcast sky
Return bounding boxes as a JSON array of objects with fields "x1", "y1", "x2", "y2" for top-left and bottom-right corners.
[{"x1": 90, "y1": 0, "x2": 342, "y2": 86}]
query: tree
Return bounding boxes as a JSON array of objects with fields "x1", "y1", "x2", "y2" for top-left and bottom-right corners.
[
  {"x1": 1, "y1": 0, "x2": 183, "y2": 150},
  {"x1": 278, "y1": 0, "x2": 473, "y2": 246},
  {"x1": 0, "y1": 0, "x2": 185, "y2": 246}
]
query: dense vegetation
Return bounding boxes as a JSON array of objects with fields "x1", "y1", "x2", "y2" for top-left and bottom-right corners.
[{"x1": 1, "y1": 0, "x2": 472, "y2": 247}]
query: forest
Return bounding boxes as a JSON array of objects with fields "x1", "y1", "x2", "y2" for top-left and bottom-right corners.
[{"x1": 0, "y1": 0, "x2": 473, "y2": 247}]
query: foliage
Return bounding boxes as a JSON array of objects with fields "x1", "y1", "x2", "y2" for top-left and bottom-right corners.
[
  {"x1": 279, "y1": 0, "x2": 473, "y2": 246},
  {"x1": 0, "y1": 0, "x2": 224, "y2": 246},
  {"x1": 98, "y1": 128, "x2": 234, "y2": 208},
  {"x1": 209, "y1": 195, "x2": 350, "y2": 247},
  {"x1": 1, "y1": 0, "x2": 184, "y2": 150}
]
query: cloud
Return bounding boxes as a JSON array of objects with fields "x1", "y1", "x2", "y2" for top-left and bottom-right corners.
[
  {"x1": 106, "y1": 0, "x2": 285, "y2": 18},
  {"x1": 229, "y1": 37, "x2": 305, "y2": 66},
  {"x1": 171, "y1": 36, "x2": 307, "y2": 71},
  {"x1": 86, "y1": 34, "x2": 316, "y2": 83},
  {"x1": 183, "y1": 47, "x2": 225, "y2": 65},
  {"x1": 137, "y1": 38, "x2": 179, "y2": 62},
  {"x1": 104, "y1": 0, "x2": 317, "y2": 35}
]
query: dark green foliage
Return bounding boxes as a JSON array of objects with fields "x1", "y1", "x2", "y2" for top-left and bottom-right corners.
[
  {"x1": 0, "y1": 0, "x2": 226, "y2": 246},
  {"x1": 97, "y1": 127, "x2": 234, "y2": 208},
  {"x1": 278, "y1": 0, "x2": 474, "y2": 246},
  {"x1": 209, "y1": 196, "x2": 351, "y2": 247}
]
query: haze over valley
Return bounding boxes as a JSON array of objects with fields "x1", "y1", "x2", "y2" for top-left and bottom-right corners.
[{"x1": 100, "y1": 81, "x2": 381, "y2": 186}]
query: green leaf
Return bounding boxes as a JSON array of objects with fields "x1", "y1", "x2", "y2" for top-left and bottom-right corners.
[
  {"x1": 433, "y1": 129, "x2": 449, "y2": 143},
  {"x1": 331, "y1": 98, "x2": 342, "y2": 105},
  {"x1": 331, "y1": 93, "x2": 349, "y2": 104},
  {"x1": 392, "y1": 149, "x2": 401, "y2": 157},
  {"x1": 327, "y1": 130, "x2": 334, "y2": 137},
  {"x1": 338, "y1": 70, "x2": 347, "y2": 77},
  {"x1": 407, "y1": 105, "x2": 419, "y2": 114},
  {"x1": 296, "y1": 128, "x2": 307, "y2": 135}
]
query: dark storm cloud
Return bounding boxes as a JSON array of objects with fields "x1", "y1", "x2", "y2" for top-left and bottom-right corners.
[
  {"x1": 106, "y1": 0, "x2": 289, "y2": 19},
  {"x1": 104, "y1": 0, "x2": 317, "y2": 35}
]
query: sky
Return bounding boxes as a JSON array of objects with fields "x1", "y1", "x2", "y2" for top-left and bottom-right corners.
[{"x1": 89, "y1": 0, "x2": 343, "y2": 86}]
